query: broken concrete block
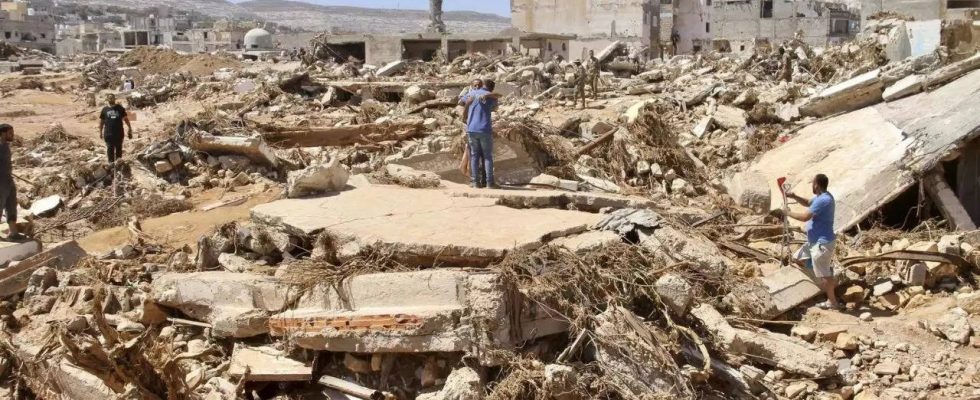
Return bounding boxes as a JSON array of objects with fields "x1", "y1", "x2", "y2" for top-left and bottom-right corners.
[
  {"x1": 150, "y1": 272, "x2": 299, "y2": 338},
  {"x1": 529, "y1": 173, "x2": 578, "y2": 191},
  {"x1": 187, "y1": 131, "x2": 279, "y2": 168},
  {"x1": 713, "y1": 105, "x2": 748, "y2": 130},
  {"x1": 874, "y1": 359, "x2": 901, "y2": 376},
  {"x1": 418, "y1": 366, "x2": 484, "y2": 400},
  {"x1": 551, "y1": 231, "x2": 621, "y2": 254},
  {"x1": 286, "y1": 158, "x2": 350, "y2": 198},
  {"x1": 835, "y1": 332, "x2": 859, "y2": 350},
  {"x1": 882, "y1": 74, "x2": 924, "y2": 101},
  {"x1": 654, "y1": 273, "x2": 693, "y2": 315},
  {"x1": 872, "y1": 279, "x2": 896, "y2": 296},
  {"x1": 758, "y1": 267, "x2": 821, "y2": 318},
  {"x1": 791, "y1": 325, "x2": 817, "y2": 342},
  {"x1": 376, "y1": 60, "x2": 407, "y2": 77},
  {"x1": 217, "y1": 252, "x2": 251, "y2": 273},
  {"x1": 403, "y1": 85, "x2": 435, "y2": 105},
  {"x1": 692, "y1": 116, "x2": 713, "y2": 138},
  {"x1": 594, "y1": 307, "x2": 693, "y2": 397},
  {"x1": 269, "y1": 270, "x2": 566, "y2": 360},
  {"x1": 0, "y1": 241, "x2": 83, "y2": 297},
  {"x1": 957, "y1": 292, "x2": 980, "y2": 315},
  {"x1": 385, "y1": 164, "x2": 441, "y2": 188},
  {"x1": 28, "y1": 195, "x2": 62, "y2": 217},
  {"x1": 842, "y1": 285, "x2": 866, "y2": 303},
  {"x1": 923, "y1": 52, "x2": 980, "y2": 90},
  {"x1": 926, "y1": 307, "x2": 972, "y2": 344},
  {"x1": 638, "y1": 226, "x2": 730, "y2": 281},
  {"x1": 800, "y1": 69, "x2": 884, "y2": 117},
  {"x1": 723, "y1": 172, "x2": 771, "y2": 213},
  {"x1": 692, "y1": 304, "x2": 836, "y2": 378},
  {"x1": 229, "y1": 345, "x2": 311, "y2": 382},
  {"x1": 775, "y1": 102, "x2": 800, "y2": 122},
  {"x1": 905, "y1": 262, "x2": 927, "y2": 286},
  {"x1": 154, "y1": 160, "x2": 174, "y2": 174}
]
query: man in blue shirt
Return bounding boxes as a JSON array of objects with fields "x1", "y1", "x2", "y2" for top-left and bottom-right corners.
[
  {"x1": 775, "y1": 174, "x2": 839, "y2": 310},
  {"x1": 458, "y1": 79, "x2": 499, "y2": 188}
]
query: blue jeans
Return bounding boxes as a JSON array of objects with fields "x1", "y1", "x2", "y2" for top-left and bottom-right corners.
[{"x1": 467, "y1": 132, "x2": 494, "y2": 186}]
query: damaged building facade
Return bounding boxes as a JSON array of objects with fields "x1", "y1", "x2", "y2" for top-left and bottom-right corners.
[
  {"x1": 0, "y1": 0, "x2": 55, "y2": 53},
  {"x1": 709, "y1": 0, "x2": 860, "y2": 54},
  {"x1": 511, "y1": 0, "x2": 661, "y2": 59}
]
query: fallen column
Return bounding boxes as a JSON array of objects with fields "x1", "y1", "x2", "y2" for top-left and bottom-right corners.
[
  {"x1": 261, "y1": 121, "x2": 423, "y2": 148},
  {"x1": 186, "y1": 130, "x2": 278, "y2": 167},
  {"x1": 0, "y1": 240, "x2": 86, "y2": 297}
]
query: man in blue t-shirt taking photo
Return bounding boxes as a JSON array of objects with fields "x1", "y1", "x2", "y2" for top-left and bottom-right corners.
[
  {"x1": 458, "y1": 79, "x2": 499, "y2": 188},
  {"x1": 774, "y1": 174, "x2": 839, "y2": 310}
]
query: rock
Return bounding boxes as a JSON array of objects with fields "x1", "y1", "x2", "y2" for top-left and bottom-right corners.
[
  {"x1": 786, "y1": 381, "x2": 808, "y2": 398},
  {"x1": 654, "y1": 273, "x2": 693, "y2": 315},
  {"x1": 878, "y1": 292, "x2": 906, "y2": 310},
  {"x1": 217, "y1": 253, "x2": 251, "y2": 273},
  {"x1": 859, "y1": 312, "x2": 873, "y2": 322},
  {"x1": 542, "y1": 364, "x2": 578, "y2": 400},
  {"x1": 938, "y1": 234, "x2": 962, "y2": 256},
  {"x1": 167, "y1": 151, "x2": 183, "y2": 166},
  {"x1": 154, "y1": 160, "x2": 174, "y2": 174},
  {"x1": 842, "y1": 286, "x2": 866, "y2": 303},
  {"x1": 929, "y1": 307, "x2": 972, "y2": 344},
  {"x1": 440, "y1": 366, "x2": 484, "y2": 400},
  {"x1": 692, "y1": 116, "x2": 713, "y2": 138},
  {"x1": 28, "y1": 195, "x2": 63, "y2": 217},
  {"x1": 636, "y1": 160, "x2": 651, "y2": 176},
  {"x1": 114, "y1": 244, "x2": 137, "y2": 259},
  {"x1": 874, "y1": 359, "x2": 901, "y2": 376},
  {"x1": 835, "y1": 332, "x2": 859, "y2": 350},
  {"x1": 25, "y1": 266, "x2": 57, "y2": 297},
  {"x1": 66, "y1": 315, "x2": 88, "y2": 333},
  {"x1": 404, "y1": 85, "x2": 435, "y2": 104},
  {"x1": 286, "y1": 158, "x2": 350, "y2": 198},
  {"x1": 733, "y1": 89, "x2": 758, "y2": 108},
  {"x1": 230, "y1": 172, "x2": 251, "y2": 187},
  {"x1": 905, "y1": 262, "x2": 927, "y2": 286},
  {"x1": 781, "y1": 324, "x2": 814, "y2": 344},
  {"x1": 422, "y1": 118, "x2": 438, "y2": 131},
  {"x1": 957, "y1": 292, "x2": 980, "y2": 315},
  {"x1": 713, "y1": 105, "x2": 748, "y2": 129},
  {"x1": 873, "y1": 279, "x2": 895, "y2": 296},
  {"x1": 740, "y1": 364, "x2": 765, "y2": 383},
  {"x1": 724, "y1": 172, "x2": 771, "y2": 213},
  {"x1": 818, "y1": 326, "x2": 848, "y2": 342},
  {"x1": 385, "y1": 164, "x2": 441, "y2": 188},
  {"x1": 343, "y1": 353, "x2": 372, "y2": 374},
  {"x1": 670, "y1": 178, "x2": 692, "y2": 195}
]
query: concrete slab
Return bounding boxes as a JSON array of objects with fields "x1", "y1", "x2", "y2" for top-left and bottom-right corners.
[
  {"x1": 229, "y1": 345, "x2": 312, "y2": 382},
  {"x1": 447, "y1": 186, "x2": 654, "y2": 212},
  {"x1": 759, "y1": 267, "x2": 822, "y2": 318},
  {"x1": 150, "y1": 272, "x2": 300, "y2": 338},
  {"x1": 0, "y1": 240, "x2": 86, "y2": 297},
  {"x1": 551, "y1": 230, "x2": 621, "y2": 253},
  {"x1": 800, "y1": 69, "x2": 883, "y2": 117},
  {"x1": 388, "y1": 135, "x2": 540, "y2": 186},
  {"x1": 0, "y1": 240, "x2": 40, "y2": 267},
  {"x1": 251, "y1": 184, "x2": 603, "y2": 265},
  {"x1": 269, "y1": 269, "x2": 567, "y2": 359}
]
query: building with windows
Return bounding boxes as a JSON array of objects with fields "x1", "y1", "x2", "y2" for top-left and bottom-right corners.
[
  {"x1": 708, "y1": 0, "x2": 859, "y2": 54},
  {"x1": 511, "y1": 0, "x2": 661, "y2": 60},
  {"x1": 0, "y1": 0, "x2": 55, "y2": 53}
]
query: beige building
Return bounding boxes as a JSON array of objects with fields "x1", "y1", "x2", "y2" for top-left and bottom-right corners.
[
  {"x1": 511, "y1": 0, "x2": 661, "y2": 60},
  {"x1": 0, "y1": 0, "x2": 55, "y2": 53},
  {"x1": 709, "y1": 0, "x2": 859, "y2": 54}
]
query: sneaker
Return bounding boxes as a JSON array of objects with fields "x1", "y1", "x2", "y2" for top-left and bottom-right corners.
[{"x1": 815, "y1": 301, "x2": 843, "y2": 311}]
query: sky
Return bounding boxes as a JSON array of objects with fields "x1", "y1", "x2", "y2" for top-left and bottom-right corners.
[{"x1": 255, "y1": 0, "x2": 511, "y2": 17}]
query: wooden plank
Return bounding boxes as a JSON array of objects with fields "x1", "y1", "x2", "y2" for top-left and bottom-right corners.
[
  {"x1": 923, "y1": 170, "x2": 977, "y2": 231},
  {"x1": 957, "y1": 139, "x2": 980, "y2": 224},
  {"x1": 318, "y1": 375, "x2": 389, "y2": 400},
  {"x1": 261, "y1": 121, "x2": 422, "y2": 147}
]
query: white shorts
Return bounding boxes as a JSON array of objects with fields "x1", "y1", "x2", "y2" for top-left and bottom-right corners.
[{"x1": 795, "y1": 241, "x2": 836, "y2": 279}]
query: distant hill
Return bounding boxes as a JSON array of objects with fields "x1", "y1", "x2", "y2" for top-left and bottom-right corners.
[
  {"x1": 59, "y1": 0, "x2": 259, "y2": 19},
  {"x1": 238, "y1": 0, "x2": 512, "y2": 34}
]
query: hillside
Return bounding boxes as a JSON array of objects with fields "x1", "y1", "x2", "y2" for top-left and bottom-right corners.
[
  {"x1": 238, "y1": 0, "x2": 512, "y2": 34},
  {"x1": 58, "y1": 0, "x2": 259, "y2": 19}
]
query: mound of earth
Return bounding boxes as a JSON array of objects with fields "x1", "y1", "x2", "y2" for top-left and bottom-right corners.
[{"x1": 119, "y1": 47, "x2": 242, "y2": 76}]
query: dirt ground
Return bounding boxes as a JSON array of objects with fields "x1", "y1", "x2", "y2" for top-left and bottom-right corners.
[{"x1": 77, "y1": 184, "x2": 282, "y2": 253}]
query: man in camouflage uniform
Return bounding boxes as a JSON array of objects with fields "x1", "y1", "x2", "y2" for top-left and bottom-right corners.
[
  {"x1": 586, "y1": 50, "x2": 601, "y2": 100},
  {"x1": 573, "y1": 60, "x2": 587, "y2": 109}
]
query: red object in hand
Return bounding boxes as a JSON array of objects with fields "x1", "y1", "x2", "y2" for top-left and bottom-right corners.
[{"x1": 776, "y1": 177, "x2": 787, "y2": 196}]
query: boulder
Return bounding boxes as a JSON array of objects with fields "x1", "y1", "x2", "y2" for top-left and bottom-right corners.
[
  {"x1": 286, "y1": 158, "x2": 350, "y2": 198},
  {"x1": 713, "y1": 105, "x2": 748, "y2": 130},
  {"x1": 654, "y1": 273, "x2": 693, "y2": 315}
]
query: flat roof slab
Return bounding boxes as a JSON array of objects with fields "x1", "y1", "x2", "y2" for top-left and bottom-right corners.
[{"x1": 251, "y1": 185, "x2": 602, "y2": 264}]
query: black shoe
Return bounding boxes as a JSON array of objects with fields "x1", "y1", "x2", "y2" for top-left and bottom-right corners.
[{"x1": 6, "y1": 233, "x2": 26, "y2": 241}]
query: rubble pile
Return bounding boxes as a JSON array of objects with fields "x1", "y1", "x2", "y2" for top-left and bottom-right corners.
[{"x1": 1, "y1": 15, "x2": 980, "y2": 400}]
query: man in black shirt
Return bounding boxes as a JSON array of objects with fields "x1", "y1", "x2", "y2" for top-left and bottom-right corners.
[
  {"x1": 99, "y1": 93, "x2": 132, "y2": 162},
  {"x1": 0, "y1": 124, "x2": 24, "y2": 240}
]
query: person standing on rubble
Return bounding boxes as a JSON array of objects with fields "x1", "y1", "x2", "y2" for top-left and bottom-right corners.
[
  {"x1": 98, "y1": 93, "x2": 133, "y2": 163},
  {"x1": 459, "y1": 79, "x2": 499, "y2": 189},
  {"x1": 773, "y1": 174, "x2": 840, "y2": 310},
  {"x1": 573, "y1": 60, "x2": 588, "y2": 109},
  {"x1": 586, "y1": 50, "x2": 601, "y2": 100},
  {"x1": 0, "y1": 124, "x2": 24, "y2": 241}
]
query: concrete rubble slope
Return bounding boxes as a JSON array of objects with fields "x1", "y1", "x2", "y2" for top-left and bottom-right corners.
[
  {"x1": 736, "y1": 69, "x2": 980, "y2": 232},
  {"x1": 269, "y1": 269, "x2": 566, "y2": 360},
  {"x1": 252, "y1": 182, "x2": 610, "y2": 265}
]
